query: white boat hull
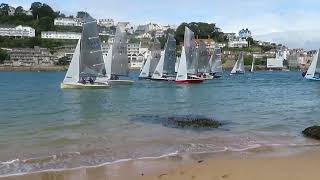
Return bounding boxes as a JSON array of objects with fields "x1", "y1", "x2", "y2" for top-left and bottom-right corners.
[
  {"x1": 305, "y1": 76, "x2": 320, "y2": 81},
  {"x1": 60, "y1": 83, "x2": 110, "y2": 89}
]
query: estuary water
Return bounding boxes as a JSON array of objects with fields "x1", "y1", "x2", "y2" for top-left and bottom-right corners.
[{"x1": 0, "y1": 71, "x2": 320, "y2": 175}]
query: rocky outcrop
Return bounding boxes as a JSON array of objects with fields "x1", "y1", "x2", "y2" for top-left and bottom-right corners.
[
  {"x1": 303, "y1": 126, "x2": 320, "y2": 140},
  {"x1": 166, "y1": 116, "x2": 222, "y2": 129}
]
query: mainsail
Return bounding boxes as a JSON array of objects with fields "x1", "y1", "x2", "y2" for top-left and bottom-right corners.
[
  {"x1": 149, "y1": 39, "x2": 161, "y2": 75},
  {"x1": 63, "y1": 39, "x2": 80, "y2": 84},
  {"x1": 210, "y1": 47, "x2": 223, "y2": 73},
  {"x1": 163, "y1": 34, "x2": 176, "y2": 75},
  {"x1": 251, "y1": 56, "x2": 255, "y2": 72},
  {"x1": 176, "y1": 47, "x2": 188, "y2": 81},
  {"x1": 79, "y1": 15, "x2": 104, "y2": 78},
  {"x1": 197, "y1": 40, "x2": 210, "y2": 73},
  {"x1": 111, "y1": 24, "x2": 129, "y2": 76},
  {"x1": 152, "y1": 35, "x2": 177, "y2": 79},
  {"x1": 184, "y1": 27, "x2": 197, "y2": 74}
]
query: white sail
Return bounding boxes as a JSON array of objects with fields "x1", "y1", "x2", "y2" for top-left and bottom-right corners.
[
  {"x1": 163, "y1": 34, "x2": 176, "y2": 75},
  {"x1": 104, "y1": 45, "x2": 113, "y2": 79},
  {"x1": 139, "y1": 54, "x2": 152, "y2": 78},
  {"x1": 79, "y1": 15, "x2": 104, "y2": 78},
  {"x1": 231, "y1": 52, "x2": 245, "y2": 74},
  {"x1": 250, "y1": 56, "x2": 255, "y2": 72},
  {"x1": 63, "y1": 39, "x2": 81, "y2": 84},
  {"x1": 176, "y1": 47, "x2": 188, "y2": 81},
  {"x1": 305, "y1": 50, "x2": 320, "y2": 79},
  {"x1": 149, "y1": 40, "x2": 161, "y2": 75},
  {"x1": 197, "y1": 40, "x2": 210, "y2": 73},
  {"x1": 111, "y1": 24, "x2": 129, "y2": 76},
  {"x1": 152, "y1": 50, "x2": 165, "y2": 79},
  {"x1": 211, "y1": 47, "x2": 223, "y2": 73},
  {"x1": 184, "y1": 27, "x2": 197, "y2": 74}
]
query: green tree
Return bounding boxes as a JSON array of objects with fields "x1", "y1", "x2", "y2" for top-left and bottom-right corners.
[
  {"x1": 0, "y1": 49, "x2": 9, "y2": 64},
  {"x1": 76, "y1": 11, "x2": 88, "y2": 18},
  {"x1": 175, "y1": 22, "x2": 225, "y2": 45},
  {"x1": 14, "y1": 6, "x2": 24, "y2": 16},
  {"x1": 56, "y1": 56, "x2": 70, "y2": 65},
  {"x1": 0, "y1": 3, "x2": 9, "y2": 16}
]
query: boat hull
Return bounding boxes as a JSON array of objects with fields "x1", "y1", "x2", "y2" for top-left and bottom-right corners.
[
  {"x1": 305, "y1": 77, "x2": 320, "y2": 81},
  {"x1": 230, "y1": 71, "x2": 245, "y2": 75},
  {"x1": 151, "y1": 77, "x2": 176, "y2": 81},
  {"x1": 175, "y1": 79, "x2": 204, "y2": 84},
  {"x1": 139, "y1": 77, "x2": 152, "y2": 80},
  {"x1": 60, "y1": 83, "x2": 110, "y2": 89},
  {"x1": 108, "y1": 80, "x2": 135, "y2": 85}
]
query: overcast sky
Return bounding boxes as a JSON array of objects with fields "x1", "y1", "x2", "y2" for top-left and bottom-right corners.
[{"x1": 3, "y1": 0, "x2": 320, "y2": 49}]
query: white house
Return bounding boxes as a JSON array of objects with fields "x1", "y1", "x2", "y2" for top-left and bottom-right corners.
[
  {"x1": 228, "y1": 39, "x2": 248, "y2": 48},
  {"x1": 155, "y1": 30, "x2": 165, "y2": 38},
  {"x1": 0, "y1": 25, "x2": 35, "y2": 37},
  {"x1": 267, "y1": 52, "x2": 285, "y2": 69},
  {"x1": 54, "y1": 18, "x2": 83, "y2": 27},
  {"x1": 136, "y1": 32, "x2": 152, "y2": 39},
  {"x1": 41, "y1": 31, "x2": 81, "y2": 40}
]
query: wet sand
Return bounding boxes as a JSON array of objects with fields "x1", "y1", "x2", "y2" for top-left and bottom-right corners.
[
  {"x1": 142, "y1": 149, "x2": 320, "y2": 180},
  {"x1": 1, "y1": 146, "x2": 320, "y2": 180}
]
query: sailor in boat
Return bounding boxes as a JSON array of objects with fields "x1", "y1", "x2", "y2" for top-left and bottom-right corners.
[
  {"x1": 302, "y1": 71, "x2": 307, "y2": 77},
  {"x1": 80, "y1": 77, "x2": 87, "y2": 84},
  {"x1": 89, "y1": 77, "x2": 94, "y2": 84}
]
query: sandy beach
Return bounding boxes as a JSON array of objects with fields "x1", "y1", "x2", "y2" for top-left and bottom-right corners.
[
  {"x1": 141, "y1": 149, "x2": 320, "y2": 180},
  {"x1": 1, "y1": 146, "x2": 320, "y2": 180}
]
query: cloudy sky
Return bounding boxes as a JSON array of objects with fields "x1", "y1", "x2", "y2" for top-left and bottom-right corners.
[{"x1": 3, "y1": 0, "x2": 320, "y2": 49}]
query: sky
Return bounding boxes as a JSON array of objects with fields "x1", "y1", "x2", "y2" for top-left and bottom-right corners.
[{"x1": 3, "y1": 0, "x2": 320, "y2": 49}]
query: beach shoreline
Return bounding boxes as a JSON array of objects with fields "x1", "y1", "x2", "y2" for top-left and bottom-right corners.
[{"x1": 1, "y1": 144, "x2": 320, "y2": 180}]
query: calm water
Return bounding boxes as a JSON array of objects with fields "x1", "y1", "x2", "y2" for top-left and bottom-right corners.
[{"x1": 0, "y1": 71, "x2": 320, "y2": 175}]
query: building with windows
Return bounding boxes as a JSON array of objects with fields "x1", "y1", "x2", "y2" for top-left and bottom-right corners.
[
  {"x1": 228, "y1": 39, "x2": 248, "y2": 48},
  {"x1": 54, "y1": 17, "x2": 83, "y2": 27},
  {"x1": 155, "y1": 30, "x2": 165, "y2": 38},
  {"x1": 0, "y1": 25, "x2": 35, "y2": 37},
  {"x1": 41, "y1": 31, "x2": 81, "y2": 40},
  {"x1": 98, "y1": 19, "x2": 114, "y2": 27},
  {"x1": 136, "y1": 23, "x2": 162, "y2": 33},
  {"x1": 136, "y1": 32, "x2": 152, "y2": 39},
  {"x1": 7, "y1": 46, "x2": 57, "y2": 66}
]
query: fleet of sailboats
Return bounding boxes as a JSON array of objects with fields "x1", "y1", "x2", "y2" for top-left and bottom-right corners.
[
  {"x1": 61, "y1": 16, "x2": 320, "y2": 88},
  {"x1": 61, "y1": 15, "x2": 110, "y2": 89},
  {"x1": 305, "y1": 49, "x2": 320, "y2": 81},
  {"x1": 231, "y1": 52, "x2": 245, "y2": 74}
]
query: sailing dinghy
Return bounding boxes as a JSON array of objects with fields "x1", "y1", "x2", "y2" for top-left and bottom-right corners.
[
  {"x1": 305, "y1": 49, "x2": 320, "y2": 81},
  {"x1": 197, "y1": 40, "x2": 213, "y2": 80},
  {"x1": 151, "y1": 34, "x2": 177, "y2": 81},
  {"x1": 175, "y1": 27, "x2": 203, "y2": 84},
  {"x1": 209, "y1": 47, "x2": 223, "y2": 78},
  {"x1": 61, "y1": 15, "x2": 110, "y2": 89},
  {"x1": 100, "y1": 24, "x2": 134, "y2": 85},
  {"x1": 139, "y1": 39, "x2": 161, "y2": 79},
  {"x1": 230, "y1": 52, "x2": 245, "y2": 74}
]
